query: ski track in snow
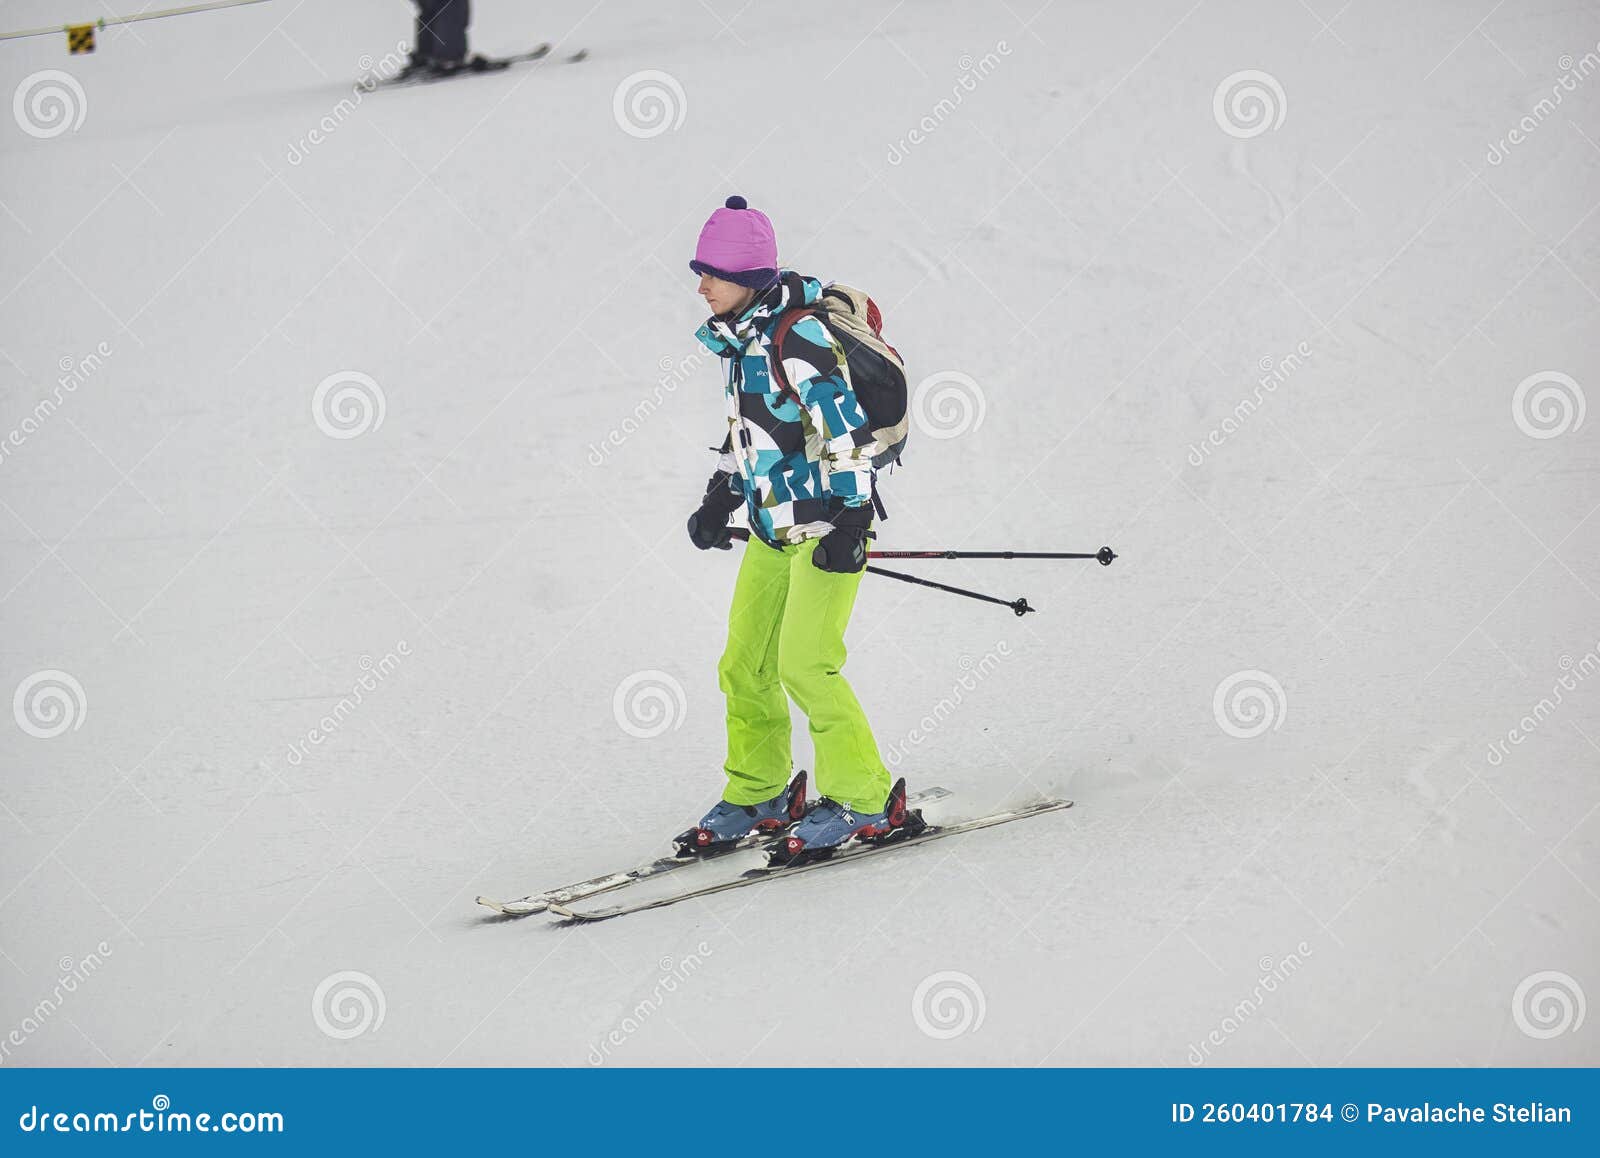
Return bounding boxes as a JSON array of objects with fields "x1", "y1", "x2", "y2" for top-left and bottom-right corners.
[{"x1": 0, "y1": 0, "x2": 1596, "y2": 1067}]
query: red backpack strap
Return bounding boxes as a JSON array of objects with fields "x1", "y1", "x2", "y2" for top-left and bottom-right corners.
[{"x1": 765, "y1": 307, "x2": 816, "y2": 407}]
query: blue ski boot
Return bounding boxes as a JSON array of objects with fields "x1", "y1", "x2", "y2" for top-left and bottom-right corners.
[
  {"x1": 770, "y1": 778, "x2": 920, "y2": 866},
  {"x1": 674, "y1": 771, "x2": 808, "y2": 857}
]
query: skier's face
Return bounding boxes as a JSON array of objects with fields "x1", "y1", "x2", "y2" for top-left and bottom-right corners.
[{"x1": 699, "y1": 273, "x2": 755, "y2": 318}]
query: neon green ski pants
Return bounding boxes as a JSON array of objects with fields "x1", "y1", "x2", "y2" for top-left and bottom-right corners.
[{"x1": 716, "y1": 534, "x2": 890, "y2": 812}]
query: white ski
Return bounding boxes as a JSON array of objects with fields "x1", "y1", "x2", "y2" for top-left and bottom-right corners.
[
  {"x1": 548, "y1": 797, "x2": 1073, "y2": 923},
  {"x1": 476, "y1": 786, "x2": 954, "y2": 916}
]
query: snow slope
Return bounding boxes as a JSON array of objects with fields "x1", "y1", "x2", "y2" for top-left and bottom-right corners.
[{"x1": 1, "y1": 0, "x2": 1596, "y2": 1066}]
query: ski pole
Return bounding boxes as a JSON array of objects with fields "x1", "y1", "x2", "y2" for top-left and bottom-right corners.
[
  {"x1": 727, "y1": 528, "x2": 1036, "y2": 616},
  {"x1": 870, "y1": 547, "x2": 1117, "y2": 565},
  {"x1": 0, "y1": 0, "x2": 278, "y2": 43}
]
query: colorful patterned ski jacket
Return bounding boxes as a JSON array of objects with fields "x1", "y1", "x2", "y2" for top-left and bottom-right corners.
[{"x1": 695, "y1": 271, "x2": 876, "y2": 547}]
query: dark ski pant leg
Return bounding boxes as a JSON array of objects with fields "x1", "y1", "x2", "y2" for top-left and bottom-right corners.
[
  {"x1": 415, "y1": 0, "x2": 469, "y2": 63},
  {"x1": 414, "y1": 1, "x2": 438, "y2": 61}
]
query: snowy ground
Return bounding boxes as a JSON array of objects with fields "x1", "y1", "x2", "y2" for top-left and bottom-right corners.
[{"x1": 1, "y1": 0, "x2": 1597, "y2": 1067}]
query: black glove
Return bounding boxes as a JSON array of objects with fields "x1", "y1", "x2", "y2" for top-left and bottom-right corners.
[
  {"x1": 811, "y1": 504, "x2": 872, "y2": 573},
  {"x1": 688, "y1": 471, "x2": 743, "y2": 551}
]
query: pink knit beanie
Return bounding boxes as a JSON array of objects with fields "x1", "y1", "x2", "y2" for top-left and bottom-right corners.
[{"x1": 689, "y1": 196, "x2": 778, "y2": 289}]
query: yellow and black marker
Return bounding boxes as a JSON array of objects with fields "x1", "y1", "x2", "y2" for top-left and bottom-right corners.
[{"x1": 66, "y1": 22, "x2": 97, "y2": 54}]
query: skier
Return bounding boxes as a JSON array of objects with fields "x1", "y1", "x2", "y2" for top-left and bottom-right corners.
[
  {"x1": 401, "y1": 0, "x2": 479, "y2": 78},
  {"x1": 679, "y1": 196, "x2": 906, "y2": 864}
]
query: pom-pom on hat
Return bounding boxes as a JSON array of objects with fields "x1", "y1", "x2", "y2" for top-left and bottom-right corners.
[{"x1": 690, "y1": 195, "x2": 778, "y2": 289}]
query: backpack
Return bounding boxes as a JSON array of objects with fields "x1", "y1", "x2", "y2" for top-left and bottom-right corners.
[{"x1": 767, "y1": 283, "x2": 909, "y2": 471}]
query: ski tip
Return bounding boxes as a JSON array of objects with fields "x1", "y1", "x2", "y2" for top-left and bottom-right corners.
[
  {"x1": 477, "y1": 896, "x2": 549, "y2": 916},
  {"x1": 550, "y1": 901, "x2": 615, "y2": 922}
]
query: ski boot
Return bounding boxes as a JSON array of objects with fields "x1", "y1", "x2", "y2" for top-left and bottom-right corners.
[
  {"x1": 674, "y1": 771, "x2": 808, "y2": 858},
  {"x1": 429, "y1": 54, "x2": 507, "y2": 79},
  {"x1": 394, "y1": 51, "x2": 433, "y2": 82},
  {"x1": 769, "y1": 778, "x2": 922, "y2": 867}
]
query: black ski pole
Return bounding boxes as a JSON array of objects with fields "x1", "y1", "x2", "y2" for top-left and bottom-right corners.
[
  {"x1": 870, "y1": 547, "x2": 1117, "y2": 565},
  {"x1": 727, "y1": 528, "x2": 1036, "y2": 616},
  {"x1": 858, "y1": 562, "x2": 1035, "y2": 616}
]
